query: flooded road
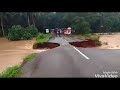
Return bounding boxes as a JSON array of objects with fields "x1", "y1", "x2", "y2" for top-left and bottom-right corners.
[{"x1": 0, "y1": 38, "x2": 48, "y2": 73}]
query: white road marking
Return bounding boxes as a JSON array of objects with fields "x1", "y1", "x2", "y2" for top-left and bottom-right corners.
[
  {"x1": 62, "y1": 39, "x2": 69, "y2": 45},
  {"x1": 64, "y1": 39, "x2": 68, "y2": 42},
  {"x1": 62, "y1": 37, "x2": 89, "y2": 59},
  {"x1": 73, "y1": 46, "x2": 90, "y2": 60},
  {"x1": 62, "y1": 37, "x2": 68, "y2": 42}
]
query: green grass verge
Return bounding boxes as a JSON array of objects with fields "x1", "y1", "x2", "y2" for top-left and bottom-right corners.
[
  {"x1": 0, "y1": 53, "x2": 37, "y2": 78},
  {"x1": 0, "y1": 33, "x2": 51, "y2": 78},
  {"x1": 35, "y1": 33, "x2": 52, "y2": 44},
  {"x1": 72, "y1": 34, "x2": 102, "y2": 46},
  {"x1": 73, "y1": 34, "x2": 100, "y2": 41},
  {"x1": 0, "y1": 66, "x2": 20, "y2": 78},
  {"x1": 22, "y1": 53, "x2": 37, "y2": 65}
]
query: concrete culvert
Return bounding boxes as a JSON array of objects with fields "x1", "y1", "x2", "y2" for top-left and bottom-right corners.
[{"x1": 33, "y1": 42, "x2": 60, "y2": 49}]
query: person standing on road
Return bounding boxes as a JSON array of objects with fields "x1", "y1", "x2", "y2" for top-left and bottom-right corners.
[
  {"x1": 58, "y1": 29, "x2": 61, "y2": 37},
  {"x1": 60, "y1": 29, "x2": 62, "y2": 36},
  {"x1": 54, "y1": 28, "x2": 57, "y2": 37}
]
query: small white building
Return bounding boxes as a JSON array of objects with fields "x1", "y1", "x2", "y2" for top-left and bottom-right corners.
[{"x1": 45, "y1": 29, "x2": 49, "y2": 33}]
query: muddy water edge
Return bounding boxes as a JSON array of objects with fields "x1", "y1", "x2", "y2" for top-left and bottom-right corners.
[{"x1": 0, "y1": 37, "x2": 47, "y2": 73}]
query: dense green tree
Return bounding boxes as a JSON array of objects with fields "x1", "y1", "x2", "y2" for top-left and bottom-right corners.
[
  {"x1": 72, "y1": 17, "x2": 91, "y2": 34},
  {"x1": 1, "y1": 12, "x2": 120, "y2": 37}
]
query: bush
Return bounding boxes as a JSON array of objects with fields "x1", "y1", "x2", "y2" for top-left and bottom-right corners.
[
  {"x1": 36, "y1": 33, "x2": 45, "y2": 40},
  {"x1": 7, "y1": 25, "x2": 38, "y2": 41},
  {"x1": 7, "y1": 25, "x2": 23, "y2": 41},
  {"x1": 22, "y1": 32, "x2": 32, "y2": 40},
  {"x1": 35, "y1": 33, "x2": 50, "y2": 44},
  {"x1": 21, "y1": 29, "x2": 32, "y2": 40},
  {"x1": 33, "y1": 33, "x2": 52, "y2": 49},
  {"x1": 26, "y1": 25, "x2": 38, "y2": 37}
]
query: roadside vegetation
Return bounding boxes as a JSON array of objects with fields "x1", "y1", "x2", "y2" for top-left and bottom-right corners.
[
  {"x1": 72, "y1": 34, "x2": 102, "y2": 46},
  {"x1": 35, "y1": 33, "x2": 52, "y2": 44},
  {"x1": 0, "y1": 66, "x2": 20, "y2": 78},
  {"x1": 0, "y1": 53, "x2": 37, "y2": 78},
  {"x1": 1, "y1": 12, "x2": 120, "y2": 37},
  {"x1": 33, "y1": 33, "x2": 52, "y2": 49},
  {"x1": 73, "y1": 34, "x2": 100, "y2": 40},
  {"x1": 1, "y1": 12, "x2": 120, "y2": 77},
  {"x1": 0, "y1": 12, "x2": 120, "y2": 47},
  {"x1": 22, "y1": 53, "x2": 37, "y2": 65},
  {"x1": 7, "y1": 25, "x2": 38, "y2": 41}
]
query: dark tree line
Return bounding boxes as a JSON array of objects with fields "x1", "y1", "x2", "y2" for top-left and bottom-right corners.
[{"x1": 0, "y1": 12, "x2": 120, "y2": 36}]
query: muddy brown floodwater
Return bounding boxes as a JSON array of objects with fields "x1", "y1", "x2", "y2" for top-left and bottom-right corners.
[{"x1": 0, "y1": 37, "x2": 48, "y2": 73}]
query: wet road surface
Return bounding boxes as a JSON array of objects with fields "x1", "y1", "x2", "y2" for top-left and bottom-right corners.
[{"x1": 21, "y1": 36, "x2": 120, "y2": 78}]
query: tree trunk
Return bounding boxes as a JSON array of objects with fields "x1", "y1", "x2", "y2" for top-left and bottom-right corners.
[
  {"x1": 32, "y1": 14, "x2": 35, "y2": 26},
  {"x1": 27, "y1": 15, "x2": 30, "y2": 26},
  {"x1": 1, "y1": 13, "x2": 5, "y2": 37}
]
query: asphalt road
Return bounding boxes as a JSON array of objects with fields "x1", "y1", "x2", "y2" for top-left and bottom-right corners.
[{"x1": 21, "y1": 36, "x2": 120, "y2": 78}]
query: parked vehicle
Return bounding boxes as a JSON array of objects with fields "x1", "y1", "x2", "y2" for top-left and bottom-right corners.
[{"x1": 64, "y1": 27, "x2": 72, "y2": 35}]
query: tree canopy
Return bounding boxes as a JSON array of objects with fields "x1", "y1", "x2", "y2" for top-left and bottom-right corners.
[{"x1": 0, "y1": 12, "x2": 120, "y2": 36}]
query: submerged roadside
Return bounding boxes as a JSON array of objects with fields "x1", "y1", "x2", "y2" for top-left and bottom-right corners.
[{"x1": 0, "y1": 33, "x2": 52, "y2": 78}]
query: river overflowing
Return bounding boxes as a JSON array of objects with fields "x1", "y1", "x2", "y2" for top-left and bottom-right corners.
[{"x1": 0, "y1": 38, "x2": 47, "y2": 73}]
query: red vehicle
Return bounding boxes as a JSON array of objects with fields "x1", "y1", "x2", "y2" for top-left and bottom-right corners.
[{"x1": 64, "y1": 27, "x2": 72, "y2": 35}]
